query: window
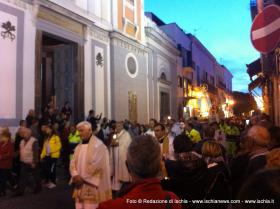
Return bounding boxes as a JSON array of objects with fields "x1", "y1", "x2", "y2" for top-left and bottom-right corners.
[
  {"x1": 210, "y1": 76, "x2": 215, "y2": 85},
  {"x1": 189, "y1": 72, "x2": 194, "y2": 82},
  {"x1": 182, "y1": 50, "x2": 188, "y2": 67},
  {"x1": 182, "y1": 49, "x2": 192, "y2": 67},
  {"x1": 178, "y1": 76, "x2": 183, "y2": 88},
  {"x1": 192, "y1": 61, "x2": 196, "y2": 69},
  {"x1": 197, "y1": 66, "x2": 200, "y2": 86},
  {"x1": 127, "y1": 57, "x2": 136, "y2": 74},
  {"x1": 205, "y1": 71, "x2": 208, "y2": 82},
  {"x1": 125, "y1": 53, "x2": 138, "y2": 78}
]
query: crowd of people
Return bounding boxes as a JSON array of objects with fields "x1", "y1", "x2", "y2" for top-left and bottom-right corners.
[{"x1": 0, "y1": 103, "x2": 280, "y2": 209}]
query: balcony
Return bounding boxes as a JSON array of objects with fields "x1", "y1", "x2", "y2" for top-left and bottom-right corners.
[
  {"x1": 218, "y1": 82, "x2": 226, "y2": 89},
  {"x1": 201, "y1": 80, "x2": 217, "y2": 94},
  {"x1": 182, "y1": 67, "x2": 194, "y2": 76}
]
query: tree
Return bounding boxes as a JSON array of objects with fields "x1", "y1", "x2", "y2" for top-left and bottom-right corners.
[{"x1": 232, "y1": 91, "x2": 257, "y2": 116}]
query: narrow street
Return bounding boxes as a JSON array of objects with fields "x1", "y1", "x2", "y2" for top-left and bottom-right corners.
[
  {"x1": 0, "y1": 1, "x2": 280, "y2": 209},
  {"x1": 0, "y1": 185, "x2": 74, "y2": 209},
  {"x1": 0, "y1": 168, "x2": 75, "y2": 209}
]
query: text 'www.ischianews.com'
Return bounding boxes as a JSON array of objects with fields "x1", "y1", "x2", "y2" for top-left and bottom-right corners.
[{"x1": 126, "y1": 198, "x2": 276, "y2": 204}]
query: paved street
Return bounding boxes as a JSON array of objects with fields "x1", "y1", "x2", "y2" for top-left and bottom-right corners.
[
  {"x1": 0, "y1": 167, "x2": 75, "y2": 209},
  {"x1": 0, "y1": 185, "x2": 74, "y2": 209}
]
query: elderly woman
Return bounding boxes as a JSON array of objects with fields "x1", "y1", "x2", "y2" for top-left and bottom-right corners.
[
  {"x1": 0, "y1": 129, "x2": 14, "y2": 196},
  {"x1": 98, "y1": 135, "x2": 182, "y2": 209}
]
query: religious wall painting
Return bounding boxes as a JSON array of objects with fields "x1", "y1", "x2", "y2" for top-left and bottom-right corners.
[{"x1": 128, "y1": 91, "x2": 137, "y2": 122}]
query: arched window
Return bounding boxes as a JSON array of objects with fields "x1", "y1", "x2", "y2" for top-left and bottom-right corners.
[
  {"x1": 160, "y1": 72, "x2": 167, "y2": 81},
  {"x1": 127, "y1": 0, "x2": 135, "y2": 5}
]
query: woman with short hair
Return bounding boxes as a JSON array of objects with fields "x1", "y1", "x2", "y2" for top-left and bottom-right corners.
[{"x1": 202, "y1": 141, "x2": 231, "y2": 208}]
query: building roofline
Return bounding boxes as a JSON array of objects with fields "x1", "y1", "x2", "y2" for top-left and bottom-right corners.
[
  {"x1": 145, "y1": 12, "x2": 166, "y2": 26},
  {"x1": 221, "y1": 65, "x2": 233, "y2": 77}
]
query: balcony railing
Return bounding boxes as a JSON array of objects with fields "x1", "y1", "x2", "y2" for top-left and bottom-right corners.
[{"x1": 201, "y1": 80, "x2": 217, "y2": 94}]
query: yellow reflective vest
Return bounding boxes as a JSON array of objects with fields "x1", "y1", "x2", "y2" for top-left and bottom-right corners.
[
  {"x1": 41, "y1": 135, "x2": 62, "y2": 159},
  {"x1": 225, "y1": 126, "x2": 240, "y2": 136},
  {"x1": 219, "y1": 124, "x2": 228, "y2": 134},
  {"x1": 187, "y1": 129, "x2": 201, "y2": 143},
  {"x1": 68, "y1": 130, "x2": 81, "y2": 144}
]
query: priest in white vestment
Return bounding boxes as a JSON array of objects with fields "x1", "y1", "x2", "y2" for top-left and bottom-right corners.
[
  {"x1": 70, "y1": 121, "x2": 112, "y2": 209},
  {"x1": 110, "y1": 121, "x2": 132, "y2": 192}
]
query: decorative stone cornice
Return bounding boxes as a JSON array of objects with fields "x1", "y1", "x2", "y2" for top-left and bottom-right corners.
[
  {"x1": 110, "y1": 31, "x2": 148, "y2": 56},
  {"x1": 145, "y1": 27, "x2": 180, "y2": 57},
  {"x1": 3, "y1": 0, "x2": 28, "y2": 9},
  {"x1": 158, "y1": 78, "x2": 172, "y2": 86},
  {"x1": 34, "y1": 0, "x2": 95, "y2": 27},
  {"x1": 89, "y1": 26, "x2": 109, "y2": 43}
]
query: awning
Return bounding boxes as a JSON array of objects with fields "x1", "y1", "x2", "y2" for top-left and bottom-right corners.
[
  {"x1": 248, "y1": 76, "x2": 264, "y2": 92},
  {"x1": 246, "y1": 59, "x2": 261, "y2": 78}
]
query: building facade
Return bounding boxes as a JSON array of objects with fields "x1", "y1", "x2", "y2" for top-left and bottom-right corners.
[
  {"x1": 0, "y1": 0, "x2": 182, "y2": 128},
  {"x1": 248, "y1": 0, "x2": 280, "y2": 126},
  {"x1": 160, "y1": 21, "x2": 233, "y2": 120},
  {"x1": 145, "y1": 13, "x2": 180, "y2": 120},
  {"x1": 0, "y1": 0, "x2": 234, "y2": 129}
]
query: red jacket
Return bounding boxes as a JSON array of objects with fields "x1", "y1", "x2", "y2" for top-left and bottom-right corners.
[
  {"x1": 98, "y1": 178, "x2": 182, "y2": 209},
  {"x1": 0, "y1": 140, "x2": 14, "y2": 169}
]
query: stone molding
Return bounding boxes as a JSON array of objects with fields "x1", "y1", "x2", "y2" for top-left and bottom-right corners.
[
  {"x1": 110, "y1": 31, "x2": 147, "y2": 56},
  {"x1": 89, "y1": 26, "x2": 110, "y2": 43}
]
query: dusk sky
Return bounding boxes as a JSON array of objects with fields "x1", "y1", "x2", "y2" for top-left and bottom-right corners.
[{"x1": 145, "y1": 0, "x2": 260, "y2": 92}]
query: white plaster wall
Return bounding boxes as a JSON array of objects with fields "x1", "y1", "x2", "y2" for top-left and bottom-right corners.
[
  {"x1": 111, "y1": 0, "x2": 118, "y2": 29},
  {"x1": 48, "y1": 0, "x2": 112, "y2": 31},
  {"x1": 90, "y1": 34, "x2": 110, "y2": 119},
  {"x1": 84, "y1": 30, "x2": 92, "y2": 119},
  {"x1": 146, "y1": 38, "x2": 177, "y2": 61},
  {"x1": 94, "y1": 45, "x2": 105, "y2": 115},
  {"x1": 106, "y1": 41, "x2": 111, "y2": 119},
  {"x1": 0, "y1": 1, "x2": 35, "y2": 134},
  {"x1": 157, "y1": 54, "x2": 171, "y2": 81},
  {"x1": 0, "y1": 10, "x2": 17, "y2": 118},
  {"x1": 141, "y1": 0, "x2": 146, "y2": 43},
  {"x1": 88, "y1": 0, "x2": 111, "y2": 24},
  {"x1": 22, "y1": 5, "x2": 36, "y2": 119},
  {"x1": 88, "y1": 0, "x2": 101, "y2": 17},
  {"x1": 75, "y1": 0, "x2": 87, "y2": 10},
  {"x1": 145, "y1": 52, "x2": 150, "y2": 121},
  {"x1": 101, "y1": 0, "x2": 110, "y2": 23},
  {"x1": 0, "y1": 2, "x2": 35, "y2": 120}
]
